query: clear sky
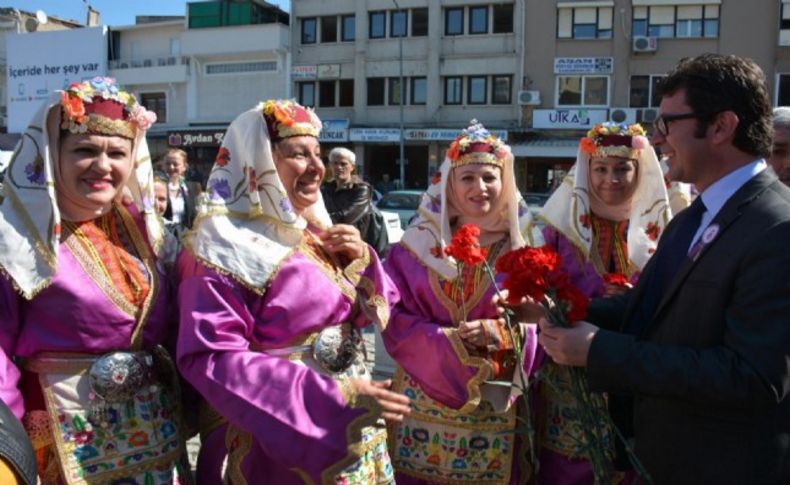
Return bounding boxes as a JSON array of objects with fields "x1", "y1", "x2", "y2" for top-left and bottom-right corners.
[{"x1": 3, "y1": 0, "x2": 290, "y2": 27}]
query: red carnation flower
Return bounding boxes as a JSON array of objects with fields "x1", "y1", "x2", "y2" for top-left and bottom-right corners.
[{"x1": 444, "y1": 224, "x2": 488, "y2": 266}]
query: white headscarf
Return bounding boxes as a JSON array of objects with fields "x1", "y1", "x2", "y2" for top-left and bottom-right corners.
[
  {"x1": 0, "y1": 89, "x2": 162, "y2": 299},
  {"x1": 540, "y1": 139, "x2": 672, "y2": 271},
  {"x1": 400, "y1": 124, "x2": 542, "y2": 280},
  {"x1": 184, "y1": 104, "x2": 332, "y2": 292}
]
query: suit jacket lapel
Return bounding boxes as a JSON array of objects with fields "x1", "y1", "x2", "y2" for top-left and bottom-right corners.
[{"x1": 642, "y1": 170, "x2": 778, "y2": 336}]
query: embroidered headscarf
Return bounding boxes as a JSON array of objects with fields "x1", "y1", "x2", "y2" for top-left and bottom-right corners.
[
  {"x1": 540, "y1": 122, "x2": 672, "y2": 270},
  {"x1": 0, "y1": 77, "x2": 161, "y2": 299},
  {"x1": 401, "y1": 120, "x2": 542, "y2": 279},
  {"x1": 185, "y1": 99, "x2": 331, "y2": 292}
]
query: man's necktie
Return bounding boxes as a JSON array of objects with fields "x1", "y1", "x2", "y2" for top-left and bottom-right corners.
[{"x1": 624, "y1": 196, "x2": 706, "y2": 335}]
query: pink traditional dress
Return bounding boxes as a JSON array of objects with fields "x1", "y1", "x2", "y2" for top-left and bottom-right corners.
[
  {"x1": 177, "y1": 101, "x2": 397, "y2": 484},
  {"x1": 536, "y1": 122, "x2": 672, "y2": 484},
  {"x1": 0, "y1": 78, "x2": 190, "y2": 484},
  {"x1": 383, "y1": 122, "x2": 543, "y2": 484}
]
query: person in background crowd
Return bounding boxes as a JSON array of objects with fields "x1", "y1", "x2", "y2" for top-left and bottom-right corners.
[
  {"x1": 375, "y1": 172, "x2": 398, "y2": 194},
  {"x1": 0, "y1": 77, "x2": 190, "y2": 483},
  {"x1": 536, "y1": 121, "x2": 672, "y2": 483},
  {"x1": 382, "y1": 120, "x2": 542, "y2": 484},
  {"x1": 539, "y1": 54, "x2": 790, "y2": 484},
  {"x1": 768, "y1": 107, "x2": 790, "y2": 186},
  {"x1": 0, "y1": 398, "x2": 36, "y2": 485},
  {"x1": 153, "y1": 173, "x2": 169, "y2": 216},
  {"x1": 322, "y1": 147, "x2": 388, "y2": 256},
  {"x1": 177, "y1": 99, "x2": 410, "y2": 484},
  {"x1": 162, "y1": 148, "x2": 200, "y2": 229}
]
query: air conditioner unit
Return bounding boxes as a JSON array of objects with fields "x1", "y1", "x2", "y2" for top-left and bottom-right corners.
[
  {"x1": 518, "y1": 90, "x2": 541, "y2": 106},
  {"x1": 639, "y1": 108, "x2": 660, "y2": 123},
  {"x1": 633, "y1": 35, "x2": 658, "y2": 53},
  {"x1": 609, "y1": 107, "x2": 638, "y2": 125}
]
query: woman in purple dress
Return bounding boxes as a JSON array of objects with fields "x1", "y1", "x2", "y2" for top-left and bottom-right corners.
[
  {"x1": 536, "y1": 122, "x2": 672, "y2": 484},
  {"x1": 176, "y1": 99, "x2": 410, "y2": 484},
  {"x1": 382, "y1": 121, "x2": 542, "y2": 484},
  {"x1": 0, "y1": 77, "x2": 191, "y2": 483}
]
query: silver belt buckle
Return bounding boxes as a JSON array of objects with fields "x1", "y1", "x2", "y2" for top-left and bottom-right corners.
[
  {"x1": 312, "y1": 325, "x2": 360, "y2": 374},
  {"x1": 88, "y1": 351, "x2": 153, "y2": 426}
]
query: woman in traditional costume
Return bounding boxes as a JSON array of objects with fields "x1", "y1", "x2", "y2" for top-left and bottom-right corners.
[
  {"x1": 176, "y1": 99, "x2": 410, "y2": 484},
  {"x1": 536, "y1": 122, "x2": 672, "y2": 483},
  {"x1": 0, "y1": 77, "x2": 191, "y2": 483},
  {"x1": 382, "y1": 121, "x2": 541, "y2": 484}
]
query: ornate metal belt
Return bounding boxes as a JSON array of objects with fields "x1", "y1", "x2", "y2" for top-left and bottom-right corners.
[{"x1": 262, "y1": 324, "x2": 363, "y2": 374}]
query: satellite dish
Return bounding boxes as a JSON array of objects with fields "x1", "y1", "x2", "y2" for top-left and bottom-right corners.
[{"x1": 36, "y1": 10, "x2": 49, "y2": 24}]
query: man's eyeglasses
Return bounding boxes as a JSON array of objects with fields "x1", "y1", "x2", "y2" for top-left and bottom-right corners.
[{"x1": 653, "y1": 113, "x2": 703, "y2": 137}]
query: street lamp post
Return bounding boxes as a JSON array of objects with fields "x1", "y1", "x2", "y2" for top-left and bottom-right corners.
[{"x1": 393, "y1": 0, "x2": 405, "y2": 189}]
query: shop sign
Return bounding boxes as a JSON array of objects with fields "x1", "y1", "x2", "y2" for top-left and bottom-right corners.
[
  {"x1": 554, "y1": 57, "x2": 613, "y2": 75},
  {"x1": 349, "y1": 128, "x2": 401, "y2": 142},
  {"x1": 532, "y1": 109, "x2": 608, "y2": 129},
  {"x1": 320, "y1": 119, "x2": 349, "y2": 142},
  {"x1": 404, "y1": 128, "x2": 508, "y2": 142},
  {"x1": 291, "y1": 65, "x2": 317, "y2": 80},
  {"x1": 168, "y1": 130, "x2": 225, "y2": 147},
  {"x1": 317, "y1": 64, "x2": 341, "y2": 79}
]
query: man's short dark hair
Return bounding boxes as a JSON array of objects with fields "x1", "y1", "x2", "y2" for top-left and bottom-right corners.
[{"x1": 657, "y1": 53, "x2": 773, "y2": 158}]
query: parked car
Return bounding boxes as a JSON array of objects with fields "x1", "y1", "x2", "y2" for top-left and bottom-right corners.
[
  {"x1": 375, "y1": 190, "x2": 423, "y2": 229},
  {"x1": 379, "y1": 209, "x2": 405, "y2": 244}
]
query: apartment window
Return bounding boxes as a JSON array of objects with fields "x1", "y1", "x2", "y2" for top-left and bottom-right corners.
[
  {"x1": 339, "y1": 79, "x2": 354, "y2": 106},
  {"x1": 140, "y1": 92, "x2": 166, "y2": 123},
  {"x1": 321, "y1": 16, "x2": 337, "y2": 43},
  {"x1": 557, "y1": 7, "x2": 613, "y2": 39},
  {"x1": 301, "y1": 18, "x2": 317, "y2": 44},
  {"x1": 783, "y1": 4, "x2": 790, "y2": 30},
  {"x1": 412, "y1": 8, "x2": 428, "y2": 36},
  {"x1": 319, "y1": 81, "x2": 336, "y2": 107},
  {"x1": 557, "y1": 75, "x2": 609, "y2": 106},
  {"x1": 778, "y1": 74, "x2": 790, "y2": 106},
  {"x1": 389, "y1": 77, "x2": 403, "y2": 105},
  {"x1": 469, "y1": 6, "x2": 488, "y2": 34},
  {"x1": 391, "y1": 10, "x2": 407, "y2": 38},
  {"x1": 368, "y1": 78, "x2": 385, "y2": 105},
  {"x1": 633, "y1": 5, "x2": 719, "y2": 39},
  {"x1": 444, "y1": 76, "x2": 463, "y2": 104},
  {"x1": 370, "y1": 11, "x2": 386, "y2": 38},
  {"x1": 493, "y1": 4, "x2": 514, "y2": 34},
  {"x1": 411, "y1": 77, "x2": 427, "y2": 104},
  {"x1": 468, "y1": 76, "x2": 487, "y2": 104},
  {"x1": 445, "y1": 8, "x2": 464, "y2": 35},
  {"x1": 630, "y1": 75, "x2": 665, "y2": 108},
  {"x1": 492, "y1": 75, "x2": 512, "y2": 104},
  {"x1": 297, "y1": 82, "x2": 315, "y2": 107},
  {"x1": 341, "y1": 15, "x2": 355, "y2": 41},
  {"x1": 205, "y1": 61, "x2": 277, "y2": 74}
]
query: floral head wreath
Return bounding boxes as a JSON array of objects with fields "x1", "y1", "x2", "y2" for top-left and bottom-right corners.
[
  {"x1": 447, "y1": 119, "x2": 511, "y2": 168},
  {"x1": 261, "y1": 99, "x2": 322, "y2": 141},
  {"x1": 579, "y1": 122, "x2": 649, "y2": 160},
  {"x1": 60, "y1": 76, "x2": 156, "y2": 139}
]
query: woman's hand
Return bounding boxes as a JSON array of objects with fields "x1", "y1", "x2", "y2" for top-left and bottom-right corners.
[
  {"x1": 350, "y1": 379, "x2": 411, "y2": 423},
  {"x1": 493, "y1": 289, "x2": 548, "y2": 323},
  {"x1": 319, "y1": 224, "x2": 366, "y2": 262},
  {"x1": 457, "y1": 320, "x2": 487, "y2": 349}
]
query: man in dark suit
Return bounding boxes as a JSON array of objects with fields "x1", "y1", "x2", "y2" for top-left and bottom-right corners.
[{"x1": 538, "y1": 54, "x2": 790, "y2": 484}]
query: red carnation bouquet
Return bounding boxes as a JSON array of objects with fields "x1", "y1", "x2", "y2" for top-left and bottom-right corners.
[{"x1": 495, "y1": 246, "x2": 650, "y2": 483}]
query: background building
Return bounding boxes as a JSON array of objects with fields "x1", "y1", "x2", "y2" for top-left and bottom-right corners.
[
  {"x1": 291, "y1": 0, "x2": 524, "y2": 189},
  {"x1": 109, "y1": 1, "x2": 290, "y2": 181}
]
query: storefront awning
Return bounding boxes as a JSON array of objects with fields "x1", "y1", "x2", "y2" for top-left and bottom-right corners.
[{"x1": 511, "y1": 139, "x2": 578, "y2": 158}]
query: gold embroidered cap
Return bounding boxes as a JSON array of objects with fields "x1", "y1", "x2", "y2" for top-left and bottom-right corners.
[
  {"x1": 446, "y1": 119, "x2": 511, "y2": 168},
  {"x1": 60, "y1": 77, "x2": 156, "y2": 139},
  {"x1": 580, "y1": 122, "x2": 649, "y2": 160},
  {"x1": 261, "y1": 99, "x2": 322, "y2": 141}
]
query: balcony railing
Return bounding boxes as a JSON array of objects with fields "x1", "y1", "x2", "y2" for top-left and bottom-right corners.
[{"x1": 109, "y1": 56, "x2": 190, "y2": 70}]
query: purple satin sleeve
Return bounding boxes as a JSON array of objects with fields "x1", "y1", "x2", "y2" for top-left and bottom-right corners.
[
  {"x1": 382, "y1": 244, "x2": 491, "y2": 410},
  {"x1": 0, "y1": 276, "x2": 23, "y2": 419},
  {"x1": 542, "y1": 225, "x2": 606, "y2": 298},
  {"x1": 176, "y1": 251, "x2": 376, "y2": 483}
]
